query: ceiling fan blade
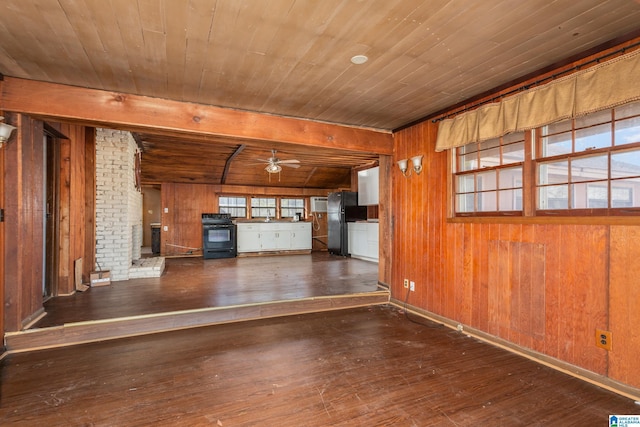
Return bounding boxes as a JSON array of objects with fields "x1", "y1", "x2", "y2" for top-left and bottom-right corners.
[
  {"x1": 281, "y1": 163, "x2": 301, "y2": 168},
  {"x1": 255, "y1": 158, "x2": 271, "y2": 163},
  {"x1": 277, "y1": 159, "x2": 300, "y2": 164}
]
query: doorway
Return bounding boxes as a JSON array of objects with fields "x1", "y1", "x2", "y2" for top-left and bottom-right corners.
[{"x1": 142, "y1": 185, "x2": 161, "y2": 255}]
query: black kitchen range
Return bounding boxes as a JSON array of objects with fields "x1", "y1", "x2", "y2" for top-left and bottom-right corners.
[{"x1": 201, "y1": 213, "x2": 237, "y2": 259}]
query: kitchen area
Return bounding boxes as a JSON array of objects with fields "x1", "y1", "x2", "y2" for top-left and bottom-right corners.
[{"x1": 142, "y1": 166, "x2": 380, "y2": 265}]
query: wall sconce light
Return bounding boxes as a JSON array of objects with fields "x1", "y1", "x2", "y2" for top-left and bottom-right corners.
[
  {"x1": 397, "y1": 155, "x2": 423, "y2": 177},
  {"x1": 0, "y1": 117, "x2": 16, "y2": 148}
]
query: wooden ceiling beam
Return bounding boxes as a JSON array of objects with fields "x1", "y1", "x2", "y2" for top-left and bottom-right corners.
[
  {"x1": 1, "y1": 77, "x2": 393, "y2": 155},
  {"x1": 221, "y1": 144, "x2": 246, "y2": 185}
]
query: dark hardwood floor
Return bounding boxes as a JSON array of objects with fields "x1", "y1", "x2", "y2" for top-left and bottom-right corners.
[
  {"x1": 35, "y1": 252, "x2": 381, "y2": 328},
  {"x1": 2, "y1": 305, "x2": 638, "y2": 426}
]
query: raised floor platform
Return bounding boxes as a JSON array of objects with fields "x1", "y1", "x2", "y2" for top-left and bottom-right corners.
[
  {"x1": 7, "y1": 253, "x2": 385, "y2": 353},
  {"x1": 5, "y1": 292, "x2": 389, "y2": 353}
]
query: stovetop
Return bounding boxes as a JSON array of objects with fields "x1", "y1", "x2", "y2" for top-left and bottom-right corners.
[{"x1": 201, "y1": 213, "x2": 233, "y2": 224}]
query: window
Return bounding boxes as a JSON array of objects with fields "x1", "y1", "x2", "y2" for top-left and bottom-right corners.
[
  {"x1": 219, "y1": 196, "x2": 247, "y2": 218},
  {"x1": 251, "y1": 197, "x2": 276, "y2": 218},
  {"x1": 452, "y1": 100, "x2": 640, "y2": 217},
  {"x1": 454, "y1": 131, "x2": 525, "y2": 214},
  {"x1": 281, "y1": 198, "x2": 304, "y2": 218},
  {"x1": 536, "y1": 101, "x2": 640, "y2": 213}
]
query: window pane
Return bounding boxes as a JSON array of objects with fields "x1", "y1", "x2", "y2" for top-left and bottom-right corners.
[
  {"x1": 281, "y1": 198, "x2": 304, "y2": 217},
  {"x1": 611, "y1": 179, "x2": 639, "y2": 207},
  {"x1": 456, "y1": 194, "x2": 475, "y2": 213},
  {"x1": 614, "y1": 115, "x2": 640, "y2": 146},
  {"x1": 575, "y1": 109, "x2": 611, "y2": 128},
  {"x1": 575, "y1": 123, "x2": 611, "y2": 152},
  {"x1": 458, "y1": 143, "x2": 478, "y2": 155},
  {"x1": 571, "y1": 155, "x2": 608, "y2": 183},
  {"x1": 457, "y1": 174, "x2": 474, "y2": 193},
  {"x1": 478, "y1": 146, "x2": 500, "y2": 169},
  {"x1": 541, "y1": 132, "x2": 572, "y2": 156},
  {"x1": 502, "y1": 140, "x2": 525, "y2": 164},
  {"x1": 477, "y1": 191, "x2": 497, "y2": 212},
  {"x1": 538, "y1": 184, "x2": 568, "y2": 209},
  {"x1": 498, "y1": 189, "x2": 522, "y2": 211},
  {"x1": 610, "y1": 150, "x2": 640, "y2": 180},
  {"x1": 572, "y1": 182, "x2": 607, "y2": 208},
  {"x1": 612, "y1": 149, "x2": 640, "y2": 178},
  {"x1": 459, "y1": 152, "x2": 478, "y2": 171},
  {"x1": 538, "y1": 161, "x2": 568, "y2": 185},
  {"x1": 615, "y1": 101, "x2": 640, "y2": 119},
  {"x1": 543, "y1": 121, "x2": 572, "y2": 136},
  {"x1": 477, "y1": 170, "x2": 496, "y2": 191},
  {"x1": 498, "y1": 167, "x2": 522, "y2": 189}
]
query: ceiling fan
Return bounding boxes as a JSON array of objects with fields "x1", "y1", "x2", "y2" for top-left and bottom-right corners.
[{"x1": 256, "y1": 150, "x2": 300, "y2": 179}]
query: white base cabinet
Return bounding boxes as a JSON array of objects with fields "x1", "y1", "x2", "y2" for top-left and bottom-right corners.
[
  {"x1": 237, "y1": 222, "x2": 312, "y2": 253},
  {"x1": 348, "y1": 222, "x2": 379, "y2": 263}
]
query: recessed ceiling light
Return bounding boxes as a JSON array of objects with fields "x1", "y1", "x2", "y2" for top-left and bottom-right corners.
[{"x1": 351, "y1": 54, "x2": 368, "y2": 65}]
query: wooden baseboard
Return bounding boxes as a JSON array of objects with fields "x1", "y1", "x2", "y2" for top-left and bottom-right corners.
[{"x1": 390, "y1": 298, "x2": 640, "y2": 402}]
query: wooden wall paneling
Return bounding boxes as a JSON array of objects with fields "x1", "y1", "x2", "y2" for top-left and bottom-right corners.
[
  {"x1": 55, "y1": 123, "x2": 89, "y2": 294},
  {"x1": 161, "y1": 183, "x2": 218, "y2": 256},
  {"x1": 70, "y1": 125, "x2": 86, "y2": 290},
  {"x1": 0, "y1": 115, "x2": 4, "y2": 338},
  {"x1": 458, "y1": 222, "x2": 474, "y2": 325},
  {"x1": 160, "y1": 183, "x2": 173, "y2": 256},
  {"x1": 3, "y1": 113, "x2": 45, "y2": 331},
  {"x1": 537, "y1": 224, "x2": 561, "y2": 359},
  {"x1": 377, "y1": 155, "x2": 392, "y2": 286},
  {"x1": 84, "y1": 127, "x2": 96, "y2": 281},
  {"x1": 609, "y1": 226, "x2": 640, "y2": 388},
  {"x1": 471, "y1": 222, "x2": 490, "y2": 332},
  {"x1": 57, "y1": 133, "x2": 72, "y2": 294},
  {"x1": 573, "y1": 225, "x2": 608, "y2": 375}
]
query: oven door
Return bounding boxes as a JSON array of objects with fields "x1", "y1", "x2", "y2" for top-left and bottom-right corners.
[{"x1": 202, "y1": 224, "x2": 237, "y2": 258}]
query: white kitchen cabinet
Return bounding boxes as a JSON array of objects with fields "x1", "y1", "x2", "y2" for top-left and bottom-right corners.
[
  {"x1": 290, "y1": 222, "x2": 312, "y2": 250},
  {"x1": 348, "y1": 222, "x2": 379, "y2": 263},
  {"x1": 236, "y1": 224, "x2": 262, "y2": 252},
  {"x1": 237, "y1": 222, "x2": 311, "y2": 253}
]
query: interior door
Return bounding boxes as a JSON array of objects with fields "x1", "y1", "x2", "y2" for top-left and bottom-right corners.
[{"x1": 44, "y1": 134, "x2": 59, "y2": 299}]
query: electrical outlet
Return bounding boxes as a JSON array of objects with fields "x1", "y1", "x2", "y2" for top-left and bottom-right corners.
[
  {"x1": 410, "y1": 281, "x2": 415, "y2": 291},
  {"x1": 403, "y1": 279, "x2": 409, "y2": 288},
  {"x1": 595, "y1": 329, "x2": 612, "y2": 351}
]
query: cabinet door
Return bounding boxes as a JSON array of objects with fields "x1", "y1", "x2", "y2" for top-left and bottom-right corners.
[
  {"x1": 260, "y1": 230, "x2": 279, "y2": 251},
  {"x1": 237, "y1": 224, "x2": 262, "y2": 252},
  {"x1": 290, "y1": 223, "x2": 311, "y2": 250}
]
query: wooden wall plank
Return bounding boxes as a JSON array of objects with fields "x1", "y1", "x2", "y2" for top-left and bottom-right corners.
[
  {"x1": 0, "y1": 110, "x2": 4, "y2": 339},
  {"x1": 609, "y1": 226, "x2": 640, "y2": 388},
  {"x1": 3, "y1": 114, "x2": 44, "y2": 331}
]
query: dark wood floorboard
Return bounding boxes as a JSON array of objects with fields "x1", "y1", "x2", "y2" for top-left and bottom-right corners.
[
  {"x1": 2, "y1": 305, "x2": 637, "y2": 426},
  {"x1": 35, "y1": 253, "x2": 380, "y2": 328}
]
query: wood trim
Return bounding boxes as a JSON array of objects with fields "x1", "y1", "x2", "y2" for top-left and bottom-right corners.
[
  {"x1": 390, "y1": 299, "x2": 640, "y2": 402},
  {"x1": 448, "y1": 215, "x2": 640, "y2": 226},
  {"x1": 0, "y1": 77, "x2": 393, "y2": 155},
  {"x1": 6, "y1": 292, "x2": 389, "y2": 353}
]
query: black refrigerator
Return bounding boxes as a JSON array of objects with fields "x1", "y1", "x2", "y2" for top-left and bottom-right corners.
[{"x1": 327, "y1": 191, "x2": 367, "y2": 256}]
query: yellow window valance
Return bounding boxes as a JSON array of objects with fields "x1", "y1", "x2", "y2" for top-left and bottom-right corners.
[{"x1": 435, "y1": 48, "x2": 640, "y2": 152}]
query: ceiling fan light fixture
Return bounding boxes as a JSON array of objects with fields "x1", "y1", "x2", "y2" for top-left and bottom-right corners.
[{"x1": 265, "y1": 163, "x2": 282, "y2": 174}]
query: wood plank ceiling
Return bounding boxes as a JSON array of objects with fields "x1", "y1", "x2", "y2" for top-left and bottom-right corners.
[{"x1": 0, "y1": 0, "x2": 639, "y2": 187}]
